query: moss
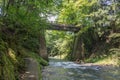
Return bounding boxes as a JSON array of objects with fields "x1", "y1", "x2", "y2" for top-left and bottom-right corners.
[
  {"x1": 37, "y1": 63, "x2": 42, "y2": 80},
  {"x1": 27, "y1": 51, "x2": 48, "y2": 66}
]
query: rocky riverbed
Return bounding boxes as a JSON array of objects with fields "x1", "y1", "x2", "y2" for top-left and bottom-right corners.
[{"x1": 42, "y1": 58, "x2": 120, "y2": 80}]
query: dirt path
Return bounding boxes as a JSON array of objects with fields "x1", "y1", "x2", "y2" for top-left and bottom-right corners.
[{"x1": 22, "y1": 58, "x2": 40, "y2": 80}]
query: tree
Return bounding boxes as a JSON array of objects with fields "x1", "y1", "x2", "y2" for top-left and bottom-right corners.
[
  {"x1": 0, "y1": 0, "x2": 55, "y2": 79},
  {"x1": 57, "y1": 0, "x2": 120, "y2": 60}
]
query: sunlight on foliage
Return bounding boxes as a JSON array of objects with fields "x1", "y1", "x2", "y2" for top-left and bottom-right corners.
[
  {"x1": 8, "y1": 48, "x2": 17, "y2": 63},
  {"x1": 2, "y1": 53, "x2": 16, "y2": 80},
  {"x1": 46, "y1": 30, "x2": 74, "y2": 58}
]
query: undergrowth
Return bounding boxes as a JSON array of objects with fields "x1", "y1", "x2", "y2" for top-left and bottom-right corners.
[
  {"x1": 86, "y1": 33, "x2": 120, "y2": 66},
  {"x1": 0, "y1": 44, "x2": 48, "y2": 80}
]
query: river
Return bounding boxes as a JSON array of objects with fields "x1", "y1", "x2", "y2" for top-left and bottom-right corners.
[{"x1": 42, "y1": 58, "x2": 120, "y2": 80}]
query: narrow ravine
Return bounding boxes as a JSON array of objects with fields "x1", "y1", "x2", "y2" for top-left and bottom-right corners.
[{"x1": 42, "y1": 58, "x2": 120, "y2": 80}]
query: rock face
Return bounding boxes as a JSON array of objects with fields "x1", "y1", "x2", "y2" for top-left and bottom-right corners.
[
  {"x1": 23, "y1": 58, "x2": 40, "y2": 80},
  {"x1": 39, "y1": 30, "x2": 48, "y2": 61}
]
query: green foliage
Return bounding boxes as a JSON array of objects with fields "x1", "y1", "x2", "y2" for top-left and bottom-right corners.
[
  {"x1": 58, "y1": 0, "x2": 97, "y2": 26},
  {"x1": 56, "y1": 0, "x2": 120, "y2": 64},
  {"x1": 87, "y1": 48, "x2": 120, "y2": 66},
  {"x1": 0, "y1": 47, "x2": 21, "y2": 80},
  {"x1": 0, "y1": 1, "x2": 120, "y2": 80},
  {"x1": 46, "y1": 30, "x2": 74, "y2": 58},
  {"x1": 0, "y1": 0, "x2": 55, "y2": 79},
  {"x1": 2, "y1": 53, "x2": 16, "y2": 80}
]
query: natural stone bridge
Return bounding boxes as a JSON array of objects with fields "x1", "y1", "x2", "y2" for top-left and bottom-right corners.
[{"x1": 39, "y1": 23, "x2": 83, "y2": 61}]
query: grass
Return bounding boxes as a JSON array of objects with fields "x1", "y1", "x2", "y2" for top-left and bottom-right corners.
[
  {"x1": 95, "y1": 56, "x2": 119, "y2": 66},
  {"x1": 86, "y1": 50, "x2": 120, "y2": 67}
]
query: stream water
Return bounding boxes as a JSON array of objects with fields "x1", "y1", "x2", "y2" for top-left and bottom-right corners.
[{"x1": 42, "y1": 58, "x2": 120, "y2": 80}]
